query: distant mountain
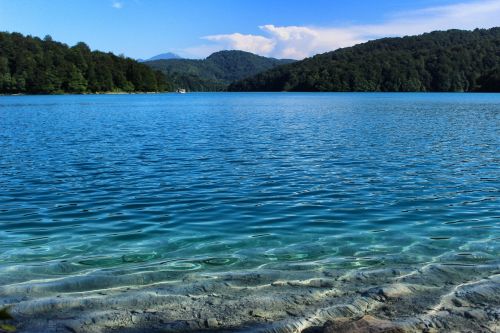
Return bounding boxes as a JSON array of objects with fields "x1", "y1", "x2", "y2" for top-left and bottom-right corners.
[
  {"x1": 139, "y1": 52, "x2": 182, "y2": 62},
  {"x1": 144, "y1": 50, "x2": 296, "y2": 91},
  {"x1": 229, "y1": 28, "x2": 500, "y2": 92}
]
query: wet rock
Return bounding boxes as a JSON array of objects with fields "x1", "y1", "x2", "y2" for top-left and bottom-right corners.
[
  {"x1": 464, "y1": 309, "x2": 487, "y2": 321},
  {"x1": 250, "y1": 309, "x2": 269, "y2": 318},
  {"x1": 7, "y1": 262, "x2": 500, "y2": 333},
  {"x1": 302, "y1": 326, "x2": 324, "y2": 333},
  {"x1": 186, "y1": 320, "x2": 201, "y2": 329},
  {"x1": 63, "y1": 324, "x2": 78, "y2": 333},
  {"x1": 286, "y1": 309, "x2": 300, "y2": 317},
  {"x1": 322, "y1": 315, "x2": 405, "y2": 333},
  {"x1": 205, "y1": 317, "x2": 218, "y2": 328},
  {"x1": 271, "y1": 280, "x2": 287, "y2": 287},
  {"x1": 308, "y1": 279, "x2": 335, "y2": 288},
  {"x1": 378, "y1": 284, "x2": 412, "y2": 299}
]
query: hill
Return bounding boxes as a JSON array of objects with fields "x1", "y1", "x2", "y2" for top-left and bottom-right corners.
[
  {"x1": 0, "y1": 32, "x2": 172, "y2": 94},
  {"x1": 145, "y1": 50, "x2": 295, "y2": 91},
  {"x1": 139, "y1": 52, "x2": 182, "y2": 62},
  {"x1": 228, "y1": 28, "x2": 500, "y2": 92}
]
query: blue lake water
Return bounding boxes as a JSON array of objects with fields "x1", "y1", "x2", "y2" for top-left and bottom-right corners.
[{"x1": 0, "y1": 93, "x2": 498, "y2": 297}]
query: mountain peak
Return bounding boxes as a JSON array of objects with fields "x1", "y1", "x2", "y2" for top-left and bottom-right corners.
[
  {"x1": 140, "y1": 52, "x2": 182, "y2": 62},
  {"x1": 206, "y1": 50, "x2": 290, "y2": 62}
]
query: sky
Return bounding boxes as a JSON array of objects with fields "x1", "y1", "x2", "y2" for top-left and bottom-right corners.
[{"x1": 0, "y1": 0, "x2": 499, "y2": 60}]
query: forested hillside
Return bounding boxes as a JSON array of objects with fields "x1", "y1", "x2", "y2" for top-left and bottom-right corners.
[
  {"x1": 0, "y1": 32, "x2": 171, "y2": 94},
  {"x1": 229, "y1": 28, "x2": 500, "y2": 92},
  {"x1": 145, "y1": 50, "x2": 295, "y2": 91}
]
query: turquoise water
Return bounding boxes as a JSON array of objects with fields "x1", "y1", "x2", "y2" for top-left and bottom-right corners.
[{"x1": 0, "y1": 93, "x2": 498, "y2": 287}]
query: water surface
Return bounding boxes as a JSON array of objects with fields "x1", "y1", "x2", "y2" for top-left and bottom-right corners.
[{"x1": 0, "y1": 93, "x2": 498, "y2": 328}]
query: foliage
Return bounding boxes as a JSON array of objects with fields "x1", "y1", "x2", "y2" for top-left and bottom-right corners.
[
  {"x1": 476, "y1": 67, "x2": 500, "y2": 92},
  {"x1": 145, "y1": 50, "x2": 295, "y2": 91},
  {"x1": 228, "y1": 28, "x2": 500, "y2": 92},
  {"x1": 0, "y1": 32, "x2": 172, "y2": 94}
]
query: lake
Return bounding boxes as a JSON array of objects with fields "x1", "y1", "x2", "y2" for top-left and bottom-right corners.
[{"x1": 0, "y1": 93, "x2": 498, "y2": 332}]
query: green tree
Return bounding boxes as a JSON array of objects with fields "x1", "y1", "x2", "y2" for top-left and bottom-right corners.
[
  {"x1": 229, "y1": 28, "x2": 500, "y2": 93},
  {"x1": 66, "y1": 65, "x2": 87, "y2": 93},
  {"x1": 0, "y1": 32, "x2": 172, "y2": 94}
]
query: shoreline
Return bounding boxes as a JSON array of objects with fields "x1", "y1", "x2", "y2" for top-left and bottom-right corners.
[
  {"x1": 0, "y1": 91, "x2": 500, "y2": 97},
  {"x1": 2, "y1": 261, "x2": 498, "y2": 333},
  {"x1": 0, "y1": 91, "x2": 168, "y2": 96},
  {"x1": 2, "y1": 91, "x2": 500, "y2": 96}
]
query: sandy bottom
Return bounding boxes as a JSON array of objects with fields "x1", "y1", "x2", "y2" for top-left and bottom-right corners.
[{"x1": 1, "y1": 261, "x2": 499, "y2": 333}]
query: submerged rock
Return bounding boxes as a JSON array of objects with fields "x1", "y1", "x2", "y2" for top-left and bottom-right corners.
[
  {"x1": 378, "y1": 284, "x2": 413, "y2": 299},
  {"x1": 322, "y1": 315, "x2": 405, "y2": 333},
  {"x1": 463, "y1": 309, "x2": 487, "y2": 321},
  {"x1": 250, "y1": 309, "x2": 270, "y2": 319},
  {"x1": 205, "y1": 317, "x2": 218, "y2": 328},
  {"x1": 5, "y1": 262, "x2": 499, "y2": 333}
]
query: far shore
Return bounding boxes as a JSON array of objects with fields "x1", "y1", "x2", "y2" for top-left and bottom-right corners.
[
  {"x1": 0, "y1": 91, "x2": 167, "y2": 96},
  {"x1": 2, "y1": 91, "x2": 499, "y2": 97}
]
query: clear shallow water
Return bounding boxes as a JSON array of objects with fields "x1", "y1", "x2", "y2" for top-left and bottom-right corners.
[{"x1": 0, "y1": 93, "x2": 498, "y2": 286}]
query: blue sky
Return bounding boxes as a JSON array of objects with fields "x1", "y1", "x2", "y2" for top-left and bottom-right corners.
[{"x1": 1, "y1": 0, "x2": 499, "y2": 59}]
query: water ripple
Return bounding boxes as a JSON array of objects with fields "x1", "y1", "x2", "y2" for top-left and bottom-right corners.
[{"x1": 0, "y1": 93, "x2": 498, "y2": 288}]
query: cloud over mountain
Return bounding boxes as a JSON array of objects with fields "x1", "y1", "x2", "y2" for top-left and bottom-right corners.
[{"x1": 195, "y1": 0, "x2": 500, "y2": 59}]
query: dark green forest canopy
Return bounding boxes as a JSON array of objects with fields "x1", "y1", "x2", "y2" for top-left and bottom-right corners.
[
  {"x1": 229, "y1": 28, "x2": 500, "y2": 92},
  {"x1": 0, "y1": 32, "x2": 172, "y2": 94},
  {"x1": 145, "y1": 50, "x2": 295, "y2": 91}
]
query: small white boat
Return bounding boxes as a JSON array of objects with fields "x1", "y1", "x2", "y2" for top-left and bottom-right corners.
[{"x1": 176, "y1": 89, "x2": 186, "y2": 94}]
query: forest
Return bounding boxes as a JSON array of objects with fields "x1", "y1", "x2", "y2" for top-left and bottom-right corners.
[
  {"x1": 2, "y1": 28, "x2": 499, "y2": 94},
  {"x1": 229, "y1": 28, "x2": 500, "y2": 92},
  {"x1": 0, "y1": 32, "x2": 171, "y2": 94}
]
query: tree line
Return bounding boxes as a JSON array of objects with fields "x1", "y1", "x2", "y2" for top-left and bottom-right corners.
[
  {"x1": 0, "y1": 32, "x2": 172, "y2": 94},
  {"x1": 229, "y1": 28, "x2": 500, "y2": 92}
]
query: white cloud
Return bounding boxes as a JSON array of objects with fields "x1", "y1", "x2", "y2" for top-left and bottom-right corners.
[
  {"x1": 203, "y1": 33, "x2": 276, "y2": 55},
  {"x1": 258, "y1": 25, "x2": 366, "y2": 59},
  {"x1": 189, "y1": 0, "x2": 500, "y2": 59},
  {"x1": 112, "y1": 1, "x2": 123, "y2": 9}
]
